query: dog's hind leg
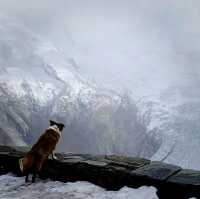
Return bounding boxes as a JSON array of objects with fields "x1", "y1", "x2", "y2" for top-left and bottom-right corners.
[
  {"x1": 31, "y1": 163, "x2": 37, "y2": 183},
  {"x1": 32, "y1": 157, "x2": 44, "y2": 183},
  {"x1": 25, "y1": 173, "x2": 29, "y2": 182},
  {"x1": 32, "y1": 172, "x2": 36, "y2": 183}
]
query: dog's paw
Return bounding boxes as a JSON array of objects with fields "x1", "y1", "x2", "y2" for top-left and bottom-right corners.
[{"x1": 52, "y1": 155, "x2": 58, "y2": 160}]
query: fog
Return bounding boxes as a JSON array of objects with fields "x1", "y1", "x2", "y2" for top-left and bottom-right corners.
[
  {"x1": 1, "y1": 0, "x2": 200, "y2": 95},
  {"x1": 1, "y1": 0, "x2": 200, "y2": 168}
]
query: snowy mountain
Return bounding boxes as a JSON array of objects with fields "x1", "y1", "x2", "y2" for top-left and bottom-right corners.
[
  {"x1": 150, "y1": 85, "x2": 200, "y2": 169},
  {"x1": 132, "y1": 80, "x2": 200, "y2": 169},
  {"x1": 1, "y1": 14, "x2": 200, "y2": 170},
  {"x1": 0, "y1": 15, "x2": 159, "y2": 158}
]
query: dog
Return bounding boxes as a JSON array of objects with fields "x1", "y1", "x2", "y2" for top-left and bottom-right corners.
[{"x1": 19, "y1": 120, "x2": 65, "y2": 183}]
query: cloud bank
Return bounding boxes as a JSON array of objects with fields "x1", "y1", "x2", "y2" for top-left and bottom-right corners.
[{"x1": 0, "y1": 0, "x2": 200, "y2": 95}]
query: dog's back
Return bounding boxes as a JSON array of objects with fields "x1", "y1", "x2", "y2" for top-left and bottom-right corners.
[
  {"x1": 19, "y1": 125, "x2": 61, "y2": 174},
  {"x1": 31, "y1": 126, "x2": 61, "y2": 157}
]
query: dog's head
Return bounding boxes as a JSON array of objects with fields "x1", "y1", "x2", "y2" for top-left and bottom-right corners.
[{"x1": 49, "y1": 120, "x2": 65, "y2": 132}]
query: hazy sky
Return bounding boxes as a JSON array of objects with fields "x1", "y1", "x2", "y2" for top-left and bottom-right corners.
[{"x1": 1, "y1": 0, "x2": 200, "y2": 96}]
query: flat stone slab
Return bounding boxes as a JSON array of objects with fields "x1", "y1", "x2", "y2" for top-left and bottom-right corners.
[
  {"x1": 62, "y1": 158, "x2": 84, "y2": 164},
  {"x1": 106, "y1": 155, "x2": 149, "y2": 164},
  {"x1": 167, "y1": 169, "x2": 200, "y2": 187},
  {"x1": 62, "y1": 153, "x2": 105, "y2": 160},
  {"x1": 131, "y1": 161, "x2": 181, "y2": 183},
  {"x1": 64, "y1": 155, "x2": 86, "y2": 159},
  {"x1": 0, "y1": 145, "x2": 12, "y2": 153},
  {"x1": 0, "y1": 145, "x2": 28, "y2": 157},
  {"x1": 106, "y1": 155, "x2": 150, "y2": 170},
  {"x1": 82, "y1": 160, "x2": 108, "y2": 167}
]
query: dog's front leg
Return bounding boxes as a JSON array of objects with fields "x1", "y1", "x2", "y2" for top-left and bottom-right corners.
[
  {"x1": 25, "y1": 174, "x2": 29, "y2": 182},
  {"x1": 51, "y1": 151, "x2": 58, "y2": 160}
]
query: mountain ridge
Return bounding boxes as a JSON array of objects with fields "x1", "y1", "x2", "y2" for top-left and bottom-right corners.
[{"x1": 0, "y1": 15, "x2": 159, "y2": 157}]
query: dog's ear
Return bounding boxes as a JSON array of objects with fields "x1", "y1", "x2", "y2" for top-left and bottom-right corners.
[
  {"x1": 49, "y1": 120, "x2": 56, "y2": 126},
  {"x1": 58, "y1": 123, "x2": 65, "y2": 132}
]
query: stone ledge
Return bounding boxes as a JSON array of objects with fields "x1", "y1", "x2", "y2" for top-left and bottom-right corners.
[{"x1": 0, "y1": 145, "x2": 200, "y2": 199}]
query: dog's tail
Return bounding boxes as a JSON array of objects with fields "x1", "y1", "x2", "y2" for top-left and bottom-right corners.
[{"x1": 18, "y1": 153, "x2": 34, "y2": 173}]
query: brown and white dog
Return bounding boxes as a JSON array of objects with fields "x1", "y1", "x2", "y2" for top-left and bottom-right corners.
[{"x1": 19, "y1": 120, "x2": 65, "y2": 183}]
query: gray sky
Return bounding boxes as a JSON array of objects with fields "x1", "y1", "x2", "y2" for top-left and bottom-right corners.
[{"x1": 1, "y1": 0, "x2": 200, "y2": 96}]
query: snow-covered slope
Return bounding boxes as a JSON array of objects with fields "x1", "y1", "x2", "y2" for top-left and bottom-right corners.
[
  {"x1": 0, "y1": 15, "x2": 159, "y2": 158},
  {"x1": 150, "y1": 85, "x2": 200, "y2": 169},
  {"x1": 0, "y1": 174, "x2": 158, "y2": 199},
  {"x1": 133, "y1": 82, "x2": 200, "y2": 169}
]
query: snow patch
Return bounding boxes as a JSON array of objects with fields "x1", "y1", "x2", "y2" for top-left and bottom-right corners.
[{"x1": 0, "y1": 174, "x2": 158, "y2": 199}]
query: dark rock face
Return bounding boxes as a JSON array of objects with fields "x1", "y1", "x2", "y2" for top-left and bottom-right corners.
[
  {"x1": 0, "y1": 146, "x2": 200, "y2": 199},
  {"x1": 164, "y1": 169, "x2": 200, "y2": 199},
  {"x1": 130, "y1": 162, "x2": 181, "y2": 186},
  {"x1": 168, "y1": 169, "x2": 200, "y2": 186}
]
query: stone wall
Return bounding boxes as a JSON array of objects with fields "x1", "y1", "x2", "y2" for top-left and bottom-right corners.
[{"x1": 0, "y1": 146, "x2": 199, "y2": 199}]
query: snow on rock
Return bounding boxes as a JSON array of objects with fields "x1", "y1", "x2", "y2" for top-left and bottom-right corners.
[{"x1": 0, "y1": 174, "x2": 158, "y2": 199}]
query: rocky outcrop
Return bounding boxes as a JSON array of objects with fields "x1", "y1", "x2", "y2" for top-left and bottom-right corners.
[{"x1": 0, "y1": 146, "x2": 199, "y2": 199}]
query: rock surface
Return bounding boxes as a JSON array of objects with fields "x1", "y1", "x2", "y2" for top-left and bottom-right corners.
[
  {"x1": 0, "y1": 145, "x2": 200, "y2": 199},
  {"x1": 130, "y1": 162, "x2": 181, "y2": 186}
]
